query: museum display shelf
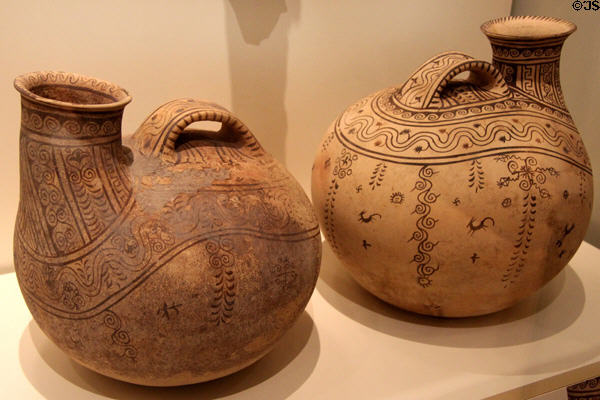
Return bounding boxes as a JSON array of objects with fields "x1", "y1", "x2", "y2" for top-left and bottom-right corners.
[{"x1": 2, "y1": 241, "x2": 599, "y2": 399}]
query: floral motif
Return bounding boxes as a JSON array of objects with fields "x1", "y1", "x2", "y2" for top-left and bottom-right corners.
[{"x1": 495, "y1": 155, "x2": 559, "y2": 198}]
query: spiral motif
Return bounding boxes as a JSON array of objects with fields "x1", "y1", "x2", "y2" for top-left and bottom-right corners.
[
  {"x1": 518, "y1": 179, "x2": 532, "y2": 191},
  {"x1": 525, "y1": 157, "x2": 537, "y2": 168},
  {"x1": 81, "y1": 167, "x2": 96, "y2": 182},
  {"x1": 111, "y1": 330, "x2": 131, "y2": 345},
  {"x1": 55, "y1": 207, "x2": 68, "y2": 223},
  {"x1": 420, "y1": 240, "x2": 438, "y2": 252},
  {"x1": 150, "y1": 240, "x2": 167, "y2": 253},
  {"x1": 29, "y1": 113, "x2": 43, "y2": 130},
  {"x1": 413, "y1": 203, "x2": 427, "y2": 215},
  {"x1": 209, "y1": 254, "x2": 223, "y2": 268},
  {"x1": 48, "y1": 187, "x2": 60, "y2": 203},
  {"x1": 220, "y1": 254, "x2": 232, "y2": 266},
  {"x1": 68, "y1": 171, "x2": 81, "y2": 184},
  {"x1": 419, "y1": 263, "x2": 439, "y2": 275},
  {"x1": 205, "y1": 240, "x2": 219, "y2": 254},
  {"x1": 63, "y1": 120, "x2": 81, "y2": 135},
  {"x1": 411, "y1": 230, "x2": 425, "y2": 242},
  {"x1": 335, "y1": 168, "x2": 348, "y2": 179},
  {"x1": 82, "y1": 122, "x2": 100, "y2": 136},
  {"x1": 507, "y1": 160, "x2": 520, "y2": 175},
  {"x1": 46, "y1": 209, "x2": 58, "y2": 226},
  {"x1": 44, "y1": 116, "x2": 60, "y2": 132},
  {"x1": 38, "y1": 188, "x2": 50, "y2": 205},
  {"x1": 101, "y1": 120, "x2": 115, "y2": 135},
  {"x1": 535, "y1": 173, "x2": 547, "y2": 185},
  {"x1": 103, "y1": 311, "x2": 120, "y2": 330},
  {"x1": 412, "y1": 253, "x2": 426, "y2": 263},
  {"x1": 409, "y1": 165, "x2": 440, "y2": 287},
  {"x1": 37, "y1": 147, "x2": 52, "y2": 164},
  {"x1": 421, "y1": 216, "x2": 437, "y2": 229},
  {"x1": 423, "y1": 192, "x2": 439, "y2": 204},
  {"x1": 122, "y1": 347, "x2": 137, "y2": 359}
]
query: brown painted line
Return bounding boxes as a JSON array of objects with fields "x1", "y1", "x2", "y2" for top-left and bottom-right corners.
[
  {"x1": 20, "y1": 180, "x2": 52, "y2": 256},
  {"x1": 151, "y1": 109, "x2": 207, "y2": 155},
  {"x1": 334, "y1": 114, "x2": 577, "y2": 158},
  {"x1": 93, "y1": 145, "x2": 121, "y2": 214},
  {"x1": 337, "y1": 120, "x2": 587, "y2": 164},
  {"x1": 533, "y1": 63, "x2": 543, "y2": 100},
  {"x1": 22, "y1": 226, "x2": 321, "y2": 320},
  {"x1": 21, "y1": 102, "x2": 125, "y2": 119},
  {"x1": 210, "y1": 180, "x2": 287, "y2": 187},
  {"x1": 29, "y1": 84, "x2": 119, "y2": 102},
  {"x1": 54, "y1": 148, "x2": 92, "y2": 243},
  {"x1": 373, "y1": 93, "x2": 575, "y2": 129},
  {"x1": 334, "y1": 130, "x2": 592, "y2": 174},
  {"x1": 61, "y1": 150, "x2": 96, "y2": 240},
  {"x1": 489, "y1": 37, "x2": 566, "y2": 46},
  {"x1": 509, "y1": 87, "x2": 569, "y2": 115},
  {"x1": 394, "y1": 93, "x2": 511, "y2": 113},
  {"x1": 21, "y1": 127, "x2": 121, "y2": 146},
  {"x1": 19, "y1": 195, "x2": 135, "y2": 265},
  {"x1": 491, "y1": 56, "x2": 561, "y2": 63},
  {"x1": 22, "y1": 147, "x2": 60, "y2": 256},
  {"x1": 101, "y1": 144, "x2": 128, "y2": 209},
  {"x1": 371, "y1": 103, "x2": 575, "y2": 130},
  {"x1": 110, "y1": 143, "x2": 133, "y2": 204}
]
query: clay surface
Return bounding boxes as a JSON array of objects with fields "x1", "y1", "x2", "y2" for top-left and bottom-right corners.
[
  {"x1": 312, "y1": 16, "x2": 593, "y2": 317},
  {"x1": 13, "y1": 72, "x2": 321, "y2": 385}
]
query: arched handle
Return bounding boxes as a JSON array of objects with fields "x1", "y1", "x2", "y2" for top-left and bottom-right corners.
[
  {"x1": 396, "y1": 51, "x2": 509, "y2": 109},
  {"x1": 132, "y1": 98, "x2": 261, "y2": 162}
]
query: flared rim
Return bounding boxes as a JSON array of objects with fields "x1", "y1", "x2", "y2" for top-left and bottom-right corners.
[
  {"x1": 481, "y1": 16, "x2": 576, "y2": 41},
  {"x1": 14, "y1": 71, "x2": 132, "y2": 111}
]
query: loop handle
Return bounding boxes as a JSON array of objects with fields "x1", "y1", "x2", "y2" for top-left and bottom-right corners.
[
  {"x1": 132, "y1": 98, "x2": 261, "y2": 162},
  {"x1": 396, "y1": 51, "x2": 509, "y2": 109}
]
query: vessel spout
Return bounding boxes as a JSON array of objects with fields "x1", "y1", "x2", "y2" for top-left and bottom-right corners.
[
  {"x1": 481, "y1": 16, "x2": 576, "y2": 112},
  {"x1": 14, "y1": 72, "x2": 133, "y2": 256}
]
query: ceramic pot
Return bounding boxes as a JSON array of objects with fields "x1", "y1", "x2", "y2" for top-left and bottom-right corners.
[
  {"x1": 312, "y1": 16, "x2": 593, "y2": 317},
  {"x1": 13, "y1": 71, "x2": 321, "y2": 385}
]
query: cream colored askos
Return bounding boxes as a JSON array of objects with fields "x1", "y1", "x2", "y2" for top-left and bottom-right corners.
[{"x1": 312, "y1": 16, "x2": 592, "y2": 317}]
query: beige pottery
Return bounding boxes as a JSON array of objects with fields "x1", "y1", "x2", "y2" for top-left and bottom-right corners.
[{"x1": 312, "y1": 16, "x2": 593, "y2": 317}]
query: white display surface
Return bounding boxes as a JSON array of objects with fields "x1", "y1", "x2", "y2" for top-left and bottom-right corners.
[{"x1": 2, "y1": 241, "x2": 599, "y2": 399}]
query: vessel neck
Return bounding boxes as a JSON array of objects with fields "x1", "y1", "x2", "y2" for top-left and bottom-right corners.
[
  {"x1": 19, "y1": 97, "x2": 126, "y2": 147},
  {"x1": 488, "y1": 36, "x2": 568, "y2": 111},
  {"x1": 15, "y1": 72, "x2": 133, "y2": 256},
  {"x1": 481, "y1": 16, "x2": 576, "y2": 112}
]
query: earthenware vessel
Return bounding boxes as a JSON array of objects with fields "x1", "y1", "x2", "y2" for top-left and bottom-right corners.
[
  {"x1": 14, "y1": 71, "x2": 321, "y2": 385},
  {"x1": 312, "y1": 16, "x2": 592, "y2": 317}
]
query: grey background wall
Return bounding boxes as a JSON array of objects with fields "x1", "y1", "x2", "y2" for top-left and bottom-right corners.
[
  {"x1": 3, "y1": 0, "x2": 598, "y2": 270},
  {"x1": 510, "y1": 0, "x2": 600, "y2": 248}
]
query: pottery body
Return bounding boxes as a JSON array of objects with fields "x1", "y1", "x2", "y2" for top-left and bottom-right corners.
[
  {"x1": 312, "y1": 17, "x2": 593, "y2": 317},
  {"x1": 13, "y1": 72, "x2": 321, "y2": 385}
]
